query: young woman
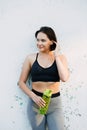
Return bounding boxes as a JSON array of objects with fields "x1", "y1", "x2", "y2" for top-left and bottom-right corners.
[{"x1": 18, "y1": 26, "x2": 69, "y2": 130}]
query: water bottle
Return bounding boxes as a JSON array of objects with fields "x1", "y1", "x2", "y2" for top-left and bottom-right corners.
[{"x1": 39, "y1": 89, "x2": 52, "y2": 115}]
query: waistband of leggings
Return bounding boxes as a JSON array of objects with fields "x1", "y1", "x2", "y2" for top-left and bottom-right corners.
[{"x1": 32, "y1": 89, "x2": 60, "y2": 98}]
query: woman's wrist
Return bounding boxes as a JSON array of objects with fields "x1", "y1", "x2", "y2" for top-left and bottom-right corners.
[
  {"x1": 29, "y1": 90, "x2": 35, "y2": 99},
  {"x1": 55, "y1": 54, "x2": 59, "y2": 57}
]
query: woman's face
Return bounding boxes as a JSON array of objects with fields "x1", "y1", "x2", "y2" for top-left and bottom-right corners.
[{"x1": 36, "y1": 32, "x2": 52, "y2": 52}]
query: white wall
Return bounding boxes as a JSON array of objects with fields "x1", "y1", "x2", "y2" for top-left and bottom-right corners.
[{"x1": 0, "y1": 0, "x2": 87, "y2": 130}]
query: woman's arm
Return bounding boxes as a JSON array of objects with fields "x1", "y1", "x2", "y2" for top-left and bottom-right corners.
[
  {"x1": 53, "y1": 42, "x2": 70, "y2": 82},
  {"x1": 55, "y1": 54, "x2": 70, "y2": 82},
  {"x1": 18, "y1": 55, "x2": 45, "y2": 107},
  {"x1": 18, "y1": 55, "x2": 34, "y2": 98}
]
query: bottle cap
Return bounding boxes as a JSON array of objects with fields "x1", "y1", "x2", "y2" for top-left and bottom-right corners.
[{"x1": 43, "y1": 89, "x2": 52, "y2": 97}]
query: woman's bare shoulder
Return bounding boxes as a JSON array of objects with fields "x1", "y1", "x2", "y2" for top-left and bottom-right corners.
[
  {"x1": 25, "y1": 52, "x2": 38, "y2": 64},
  {"x1": 26, "y1": 52, "x2": 37, "y2": 59}
]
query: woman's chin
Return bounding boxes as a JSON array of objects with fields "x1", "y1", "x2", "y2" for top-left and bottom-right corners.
[{"x1": 38, "y1": 48, "x2": 45, "y2": 52}]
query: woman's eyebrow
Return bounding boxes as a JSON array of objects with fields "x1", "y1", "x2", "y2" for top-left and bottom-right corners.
[
  {"x1": 41, "y1": 39, "x2": 46, "y2": 40},
  {"x1": 36, "y1": 38, "x2": 46, "y2": 41}
]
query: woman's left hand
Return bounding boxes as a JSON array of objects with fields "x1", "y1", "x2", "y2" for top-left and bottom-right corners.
[{"x1": 52, "y1": 41, "x2": 61, "y2": 56}]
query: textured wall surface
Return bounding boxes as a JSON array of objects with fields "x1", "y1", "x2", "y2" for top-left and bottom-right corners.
[{"x1": 0, "y1": 0, "x2": 87, "y2": 130}]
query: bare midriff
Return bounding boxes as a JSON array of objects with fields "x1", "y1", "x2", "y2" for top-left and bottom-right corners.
[{"x1": 32, "y1": 82, "x2": 60, "y2": 94}]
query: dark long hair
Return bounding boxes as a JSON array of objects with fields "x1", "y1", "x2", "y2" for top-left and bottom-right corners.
[{"x1": 35, "y1": 26, "x2": 57, "y2": 51}]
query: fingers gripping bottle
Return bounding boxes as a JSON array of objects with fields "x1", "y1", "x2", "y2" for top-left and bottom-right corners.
[{"x1": 39, "y1": 89, "x2": 52, "y2": 115}]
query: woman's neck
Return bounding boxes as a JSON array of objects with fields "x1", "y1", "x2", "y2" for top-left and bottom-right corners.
[{"x1": 39, "y1": 51, "x2": 53, "y2": 56}]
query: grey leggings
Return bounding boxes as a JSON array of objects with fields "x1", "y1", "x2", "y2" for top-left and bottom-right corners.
[{"x1": 27, "y1": 95, "x2": 65, "y2": 130}]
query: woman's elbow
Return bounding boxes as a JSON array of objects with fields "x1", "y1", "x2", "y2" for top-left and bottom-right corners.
[
  {"x1": 17, "y1": 80, "x2": 24, "y2": 88},
  {"x1": 61, "y1": 73, "x2": 70, "y2": 82}
]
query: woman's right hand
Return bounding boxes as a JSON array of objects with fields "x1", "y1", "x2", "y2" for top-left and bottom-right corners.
[{"x1": 31, "y1": 92, "x2": 46, "y2": 108}]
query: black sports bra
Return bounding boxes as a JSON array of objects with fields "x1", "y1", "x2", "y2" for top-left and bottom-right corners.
[{"x1": 30, "y1": 53, "x2": 60, "y2": 82}]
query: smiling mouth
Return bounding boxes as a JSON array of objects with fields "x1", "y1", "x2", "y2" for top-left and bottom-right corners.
[{"x1": 38, "y1": 45, "x2": 44, "y2": 48}]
